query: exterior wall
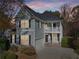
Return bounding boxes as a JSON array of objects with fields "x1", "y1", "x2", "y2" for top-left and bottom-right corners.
[
  {"x1": 52, "y1": 33, "x2": 58, "y2": 44},
  {"x1": 12, "y1": 17, "x2": 63, "y2": 48},
  {"x1": 52, "y1": 21, "x2": 63, "y2": 44},
  {"x1": 13, "y1": 17, "x2": 44, "y2": 48},
  {"x1": 15, "y1": 18, "x2": 20, "y2": 44},
  {"x1": 44, "y1": 20, "x2": 63, "y2": 45},
  {"x1": 19, "y1": 19, "x2": 35, "y2": 47},
  {"x1": 59, "y1": 21, "x2": 63, "y2": 45},
  {"x1": 35, "y1": 20, "x2": 44, "y2": 40},
  {"x1": 36, "y1": 38, "x2": 44, "y2": 50},
  {"x1": 30, "y1": 19, "x2": 35, "y2": 47},
  {"x1": 11, "y1": 8, "x2": 36, "y2": 47},
  {"x1": 35, "y1": 20, "x2": 44, "y2": 49}
]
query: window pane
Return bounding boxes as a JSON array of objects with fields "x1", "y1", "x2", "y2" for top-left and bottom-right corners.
[
  {"x1": 56, "y1": 22, "x2": 60, "y2": 27},
  {"x1": 47, "y1": 23, "x2": 52, "y2": 27},
  {"x1": 39, "y1": 22, "x2": 42, "y2": 28},
  {"x1": 44, "y1": 24, "x2": 48, "y2": 28},
  {"x1": 12, "y1": 34, "x2": 15, "y2": 43},
  {"x1": 53, "y1": 23, "x2": 56, "y2": 27},
  {"x1": 21, "y1": 20, "x2": 29, "y2": 28},
  {"x1": 21, "y1": 35, "x2": 29, "y2": 45}
]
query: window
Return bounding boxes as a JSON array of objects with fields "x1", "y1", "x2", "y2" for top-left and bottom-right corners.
[
  {"x1": 41, "y1": 22, "x2": 43, "y2": 28},
  {"x1": 29, "y1": 20, "x2": 31, "y2": 28},
  {"x1": 47, "y1": 23, "x2": 52, "y2": 27},
  {"x1": 53, "y1": 22, "x2": 60, "y2": 28},
  {"x1": 44, "y1": 23, "x2": 47, "y2": 28},
  {"x1": 21, "y1": 20, "x2": 29, "y2": 28},
  {"x1": 12, "y1": 34, "x2": 15, "y2": 43},
  {"x1": 45, "y1": 35, "x2": 48, "y2": 42},
  {"x1": 57, "y1": 33, "x2": 60, "y2": 41},
  {"x1": 21, "y1": 35, "x2": 29, "y2": 45},
  {"x1": 10, "y1": 35, "x2": 12, "y2": 43},
  {"x1": 37, "y1": 21, "x2": 40, "y2": 28},
  {"x1": 29, "y1": 35, "x2": 31, "y2": 45},
  {"x1": 39, "y1": 22, "x2": 42, "y2": 28},
  {"x1": 56, "y1": 22, "x2": 60, "y2": 27},
  {"x1": 53, "y1": 23, "x2": 56, "y2": 27},
  {"x1": 15, "y1": 34, "x2": 20, "y2": 44}
]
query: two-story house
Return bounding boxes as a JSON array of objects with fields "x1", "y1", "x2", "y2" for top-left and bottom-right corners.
[{"x1": 11, "y1": 5, "x2": 63, "y2": 49}]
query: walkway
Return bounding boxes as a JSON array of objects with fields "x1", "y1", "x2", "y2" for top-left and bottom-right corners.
[{"x1": 36, "y1": 44, "x2": 79, "y2": 59}]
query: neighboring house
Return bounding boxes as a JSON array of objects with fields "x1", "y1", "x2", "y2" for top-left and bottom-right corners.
[{"x1": 10, "y1": 5, "x2": 63, "y2": 49}]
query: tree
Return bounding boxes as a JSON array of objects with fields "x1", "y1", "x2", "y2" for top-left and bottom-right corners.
[
  {"x1": 0, "y1": 0, "x2": 25, "y2": 33},
  {"x1": 61, "y1": 4, "x2": 79, "y2": 36},
  {"x1": 70, "y1": 5, "x2": 79, "y2": 39},
  {"x1": 60, "y1": 4, "x2": 72, "y2": 36},
  {"x1": 0, "y1": 0, "x2": 19, "y2": 26},
  {"x1": 0, "y1": 11, "x2": 12, "y2": 29},
  {"x1": 0, "y1": 0, "x2": 25, "y2": 18}
]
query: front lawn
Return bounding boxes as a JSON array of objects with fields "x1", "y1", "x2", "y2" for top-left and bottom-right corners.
[{"x1": 0, "y1": 45, "x2": 37, "y2": 59}]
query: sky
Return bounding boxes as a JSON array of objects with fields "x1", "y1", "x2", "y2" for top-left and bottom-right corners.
[{"x1": 25, "y1": 0, "x2": 79, "y2": 13}]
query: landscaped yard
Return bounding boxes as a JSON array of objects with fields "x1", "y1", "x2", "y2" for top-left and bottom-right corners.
[{"x1": 0, "y1": 45, "x2": 37, "y2": 59}]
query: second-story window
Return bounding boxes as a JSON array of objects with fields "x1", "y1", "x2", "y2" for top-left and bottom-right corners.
[
  {"x1": 53, "y1": 22, "x2": 60, "y2": 29},
  {"x1": 21, "y1": 20, "x2": 29, "y2": 28},
  {"x1": 41, "y1": 22, "x2": 43, "y2": 28},
  {"x1": 47, "y1": 23, "x2": 52, "y2": 27},
  {"x1": 37, "y1": 21, "x2": 40, "y2": 28},
  {"x1": 44, "y1": 23, "x2": 47, "y2": 28},
  {"x1": 57, "y1": 22, "x2": 60, "y2": 27},
  {"x1": 39, "y1": 22, "x2": 42, "y2": 28},
  {"x1": 53, "y1": 23, "x2": 56, "y2": 28}
]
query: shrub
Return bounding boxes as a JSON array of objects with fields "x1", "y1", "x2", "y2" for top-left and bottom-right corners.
[
  {"x1": 19, "y1": 45, "x2": 36, "y2": 56},
  {"x1": 0, "y1": 38, "x2": 6, "y2": 50},
  {"x1": 9, "y1": 45, "x2": 18, "y2": 52},
  {"x1": 0, "y1": 51, "x2": 17, "y2": 59},
  {"x1": 0, "y1": 45, "x2": 37, "y2": 59},
  {"x1": 61, "y1": 36, "x2": 72, "y2": 48},
  {"x1": 5, "y1": 40, "x2": 10, "y2": 50},
  {"x1": 75, "y1": 49, "x2": 79, "y2": 54},
  {"x1": 73, "y1": 39, "x2": 79, "y2": 49},
  {"x1": 6, "y1": 51, "x2": 17, "y2": 59},
  {"x1": 0, "y1": 37, "x2": 10, "y2": 50},
  {"x1": 9, "y1": 45, "x2": 37, "y2": 56}
]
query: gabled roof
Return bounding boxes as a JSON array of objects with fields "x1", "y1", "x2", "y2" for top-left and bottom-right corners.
[
  {"x1": 36, "y1": 11, "x2": 61, "y2": 21},
  {"x1": 15, "y1": 5, "x2": 61, "y2": 21},
  {"x1": 15, "y1": 5, "x2": 38, "y2": 19}
]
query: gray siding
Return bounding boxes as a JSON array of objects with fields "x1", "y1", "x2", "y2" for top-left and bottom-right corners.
[
  {"x1": 35, "y1": 20, "x2": 44, "y2": 40},
  {"x1": 30, "y1": 19, "x2": 36, "y2": 47}
]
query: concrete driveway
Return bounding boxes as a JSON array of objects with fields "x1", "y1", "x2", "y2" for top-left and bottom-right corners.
[{"x1": 36, "y1": 47, "x2": 79, "y2": 59}]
